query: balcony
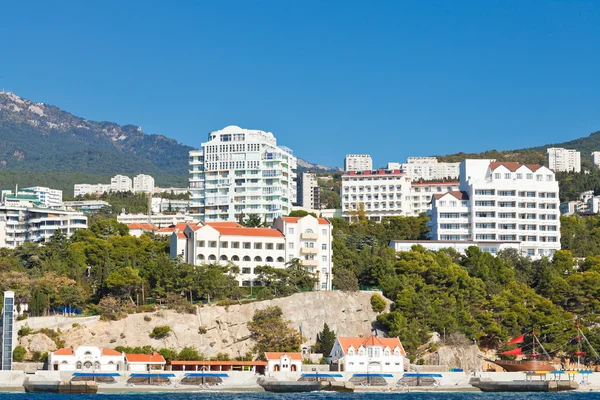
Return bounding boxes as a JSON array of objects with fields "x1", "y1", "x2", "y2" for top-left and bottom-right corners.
[
  {"x1": 301, "y1": 232, "x2": 318, "y2": 240},
  {"x1": 301, "y1": 259, "x2": 319, "y2": 267},
  {"x1": 300, "y1": 247, "x2": 318, "y2": 255}
]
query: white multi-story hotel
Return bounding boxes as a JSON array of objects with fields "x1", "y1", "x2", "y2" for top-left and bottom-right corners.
[
  {"x1": 593, "y1": 152, "x2": 600, "y2": 168},
  {"x1": 547, "y1": 148, "x2": 581, "y2": 173},
  {"x1": 296, "y1": 172, "x2": 320, "y2": 210},
  {"x1": 171, "y1": 215, "x2": 332, "y2": 290},
  {"x1": 341, "y1": 170, "x2": 412, "y2": 221},
  {"x1": 388, "y1": 157, "x2": 460, "y2": 181},
  {"x1": 74, "y1": 183, "x2": 112, "y2": 197},
  {"x1": 133, "y1": 174, "x2": 155, "y2": 193},
  {"x1": 111, "y1": 175, "x2": 133, "y2": 192},
  {"x1": 24, "y1": 187, "x2": 63, "y2": 208},
  {"x1": 408, "y1": 181, "x2": 460, "y2": 216},
  {"x1": 344, "y1": 154, "x2": 373, "y2": 172},
  {"x1": 427, "y1": 160, "x2": 561, "y2": 258},
  {"x1": 188, "y1": 125, "x2": 297, "y2": 223}
]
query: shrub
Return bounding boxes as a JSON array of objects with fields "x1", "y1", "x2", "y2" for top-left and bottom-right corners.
[
  {"x1": 198, "y1": 326, "x2": 207, "y2": 335},
  {"x1": 32, "y1": 351, "x2": 48, "y2": 362},
  {"x1": 18, "y1": 325, "x2": 34, "y2": 338},
  {"x1": 217, "y1": 299, "x2": 238, "y2": 307},
  {"x1": 71, "y1": 323, "x2": 80, "y2": 328},
  {"x1": 38, "y1": 328, "x2": 65, "y2": 348},
  {"x1": 13, "y1": 346, "x2": 26, "y2": 362},
  {"x1": 178, "y1": 347, "x2": 204, "y2": 361},
  {"x1": 144, "y1": 316, "x2": 152, "y2": 322},
  {"x1": 257, "y1": 288, "x2": 274, "y2": 301},
  {"x1": 370, "y1": 293, "x2": 386, "y2": 313},
  {"x1": 149, "y1": 325, "x2": 171, "y2": 339},
  {"x1": 158, "y1": 348, "x2": 178, "y2": 362},
  {"x1": 17, "y1": 313, "x2": 28, "y2": 321}
]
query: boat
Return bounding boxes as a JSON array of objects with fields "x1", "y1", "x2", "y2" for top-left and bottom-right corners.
[
  {"x1": 487, "y1": 331, "x2": 556, "y2": 372},
  {"x1": 470, "y1": 377, "x2": 577, "y2": 392},
  {"x1": 257, "y1": 377, "x2": 354, "y2": 393}
]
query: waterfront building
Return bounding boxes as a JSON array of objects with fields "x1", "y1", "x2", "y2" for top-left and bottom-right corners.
[
  {"x1": 23, "y1": 186, "x2": 63, "y2": 208},
  {"x1": 295, "y1": 172, "x2": 320, "y2": 211},
  {"x1": 172, "y1": 215, "x2": 333, "y2": 290},
  {"x1": 328, "y1": 334, "x2": 406, "y2": 373},
  {"x1": 427, "y1": 160, "x2": 561, "y2": 258},
  {"x1": 344, "y1": 154, "x2": 372, "y2": 172},
  {"x1": 133, "y1": 174, "x2": 155, "y2": 193},
  {"x1": 111, "y1": 175, "x2": 133, "y2": 192},
  {"x1": 125, "y1": 352, "x2": 166, "y2": 372},
  {"x1": 189, "y1": 125, "x2": 297, "y2": 223},
  {"x1": 341, "y1": 170, "x2": 412, "y2": 221},
  {"x1": 0, "y1": 291, "x2": 14, "y2": 370},
  {"x1": 265, "y1": 352, "x2": 303, "y2": 372},
  {"x1": 546, "y1": 147, "x2": 581, "y2": 173},
  {"x1": 48, "y1": 346, "x2": 125, "y2": 372}
]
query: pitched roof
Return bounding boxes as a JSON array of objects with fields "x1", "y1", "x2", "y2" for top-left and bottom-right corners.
[
  {"x1": 158, "y1": 222, "x2": 198, "y2": 233},
  {"x1": 264, "y1": 352, "x2": 303, "y2": 361},
  {"x1": 281, "y1": 216, "x2": 330, "y2": 225},
  {"x1": 54, "y1": 348, "x2": 74, "y2": 356},
  {"x1": 338, "y1": 335, "x2": 406, "y2": 356},
  {"x1": 102, "y1": 348, "x2": 123, "y2": 356},
  {"x1": 489, "y1": 161, "x2": 544, "y2": 173},
  {"x1": 433, "y1": 191, "x2": 469, "y2": 200},
  {"x1": 125, "y1": 352, "x2": 166, "y2": 364},
  {"x1": 205, "y1": 222, "x2": 243, "y2": 227},
  {"x1": 128, "y1": 223, "x2": 158, "y2": 231},
  {"x1": 211, "y1": 226, "x2": 284, "y2": 237},
  {"x1": 176, "y1": 232, "x2": 186, "y2": 239}
]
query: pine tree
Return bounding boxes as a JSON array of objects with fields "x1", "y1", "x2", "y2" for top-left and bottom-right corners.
[{"x1": 314, "y1": 323, "x2": 336, "y2": 356}]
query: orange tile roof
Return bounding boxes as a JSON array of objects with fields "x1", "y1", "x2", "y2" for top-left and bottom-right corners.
[
  {"x1": 170, "y1": 360, "x2": 267, "y2": 366},
  {"x1": 54, "y1": 348, "x2": 74, "y2": 356},
  {"x1": 525, "y1": 164, "x2": 544, "y2": 172},
  {"x1": 281, "y1": 217, "x2": 330, "y2": 225},
  {"x1": 128, "y1": 223, "x2": 158, "y2": 231},
  {"x1": 338, "y1": 335, "x2": 406, "y2": 356},
  {"x1": 205, "y1": 222, "x2": 243, "y2": 227},
  {"x1": 102, "y1": 348, "x2": 123, "y2": 356},
  {"x1": 489, "y1": 161, "x2": 544, "y2": 172},
  {"x1": 158, "y1": 222, "x2": 199, "y2": 233},
  {"x1": 176, "y1": 232, "x2": 186, "y2": 239},
  {"x1": 264, "y1": 352, "x2": 303, "y2": 361},
  {"x1": 125, "y1": 352, "x2": 166, "y2": 363},
  {"x1": 433, "y1": 191, "x2": 469, "y2": 200},
  {"x1": 211, "y1": 226, "x2": 284, "y2": 237}
]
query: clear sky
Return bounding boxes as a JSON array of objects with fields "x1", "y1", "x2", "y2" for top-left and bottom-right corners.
[{"x1": 1, "y1": 0, "x2": 599, "y2": 167}]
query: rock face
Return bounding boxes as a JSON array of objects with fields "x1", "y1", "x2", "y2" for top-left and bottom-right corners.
[
  {"x1": 23, "y1": 291, "x2": 389, "y2": 357},
  {"x1": 18, "y1": 333, "x2": 57, "y2": 354},
  {"x1": 421, "y1": 344, "x2": 483, "y2": 372}
]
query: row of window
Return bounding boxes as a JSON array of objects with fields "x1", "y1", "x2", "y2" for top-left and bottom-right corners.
[
  {"x1": 492, "y1": 172, "x2": 554, "y2": 181},
  {"x1": 475, "y1": 190, "x2": 557, "y2": 198},
  {"x1": 197, "y1": 254, "x2": 285, "y2": 262},
  {"x1": 474, "y1": 234, "x2": 558, "y2": 242}
]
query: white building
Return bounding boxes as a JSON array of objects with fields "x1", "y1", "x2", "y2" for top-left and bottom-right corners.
[
  {"x1": 151, "y1": 198, "x2": 191, "y2": 213},
  {"x1": 172, "y1": 215, "x2": 333, "y2": 290},
  {"x1": 388, "y1": 157, "x2": 460, "y2": 181},
  {"x1": 593, "y1": 152, "x2": 600, "y2": 168},
  {"x1": 296, "y1": 172, "x2": 320, "y2": 210},
  {"x1": 63, "y1": 200, "x2": 111, "y2": 214},
  {"x1": 127, "y1": 223, "x2": 159, "y2": 237},
  {"x1": 133, "y1": 174, "x2": 155, "y2": 193},
  {"x1": 328, "y1": 335, "x2": 406, "y2": 373},
  {"x1": 0, "y1": 291, "x2": 14, "y2": 371},
  {"x1": 265, "y1": 352, "x2": 302, "y2": 372},
  {"x1": 427, "y1": 160, "x2": 561, "y2": 258},
  {"x1": 341, "y1": 170, "x2": 412, "y2": 221},
  {"x1": 344, "y1": 154, "x2": 372, "y2": 172},
  {"x1": 117, "y1": 212, "x2": 196, "y2": 228},
  {"x1": 125, "y1": 352, "x2": 166, "y2": 372},
  {"x1": 189, "y1": 125, "x2": 297, "y2": 223},
  {"x1": 390, "y1": 240, "x2": 521, "y2": 255},
  {"x1": 546, "y1": 148, "x2": 581, "y2": 173},
  {"x1": 23, "y1": 187, "x2": 63, "y2": 208},
  {"x1": 74, "y1": 183, "x2": 111, "y2": 197},
  {"x1": 0, "y1": 206, "x2": 88, "y2": 249},
  {"x1": 111, "y1": 175, "x2": 133, "y2": 192},
  {"x1": 154, "y1": 187, "x2": 190, "y2": 196},
  {"x1": 408, "y1": 181, "x2": 460, "y2": 216},
  {"x1": 48, "y1": 346, "x2": 125, "y2": 372}
]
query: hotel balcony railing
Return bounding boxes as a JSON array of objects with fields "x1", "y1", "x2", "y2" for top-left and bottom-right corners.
[
  {"x1": 301, "y1": 259, "x2": 319, "y2": 267},
  {"x1": 300, "y1": 247, "x2": 319, "y2": 255},
  {"x1": 300, "y1": 232, "x2": 318, "y2": 240}
]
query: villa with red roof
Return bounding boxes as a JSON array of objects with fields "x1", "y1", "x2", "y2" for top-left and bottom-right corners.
[
  {"x1": 48, "y1": 346, "x2": 125, "y2": 372},
  {"x1": 125, "y1": 352, "x2": 166, "y2": 372},
  {"x1": 171, "y1": 214, "x2": 333, "y2": 290},
  {"x1": 264, "y1": 352, "x2": 303, "y2": 372},
  {"x1": 328, "y1": 334, "x2": 406, "y2": 373}
]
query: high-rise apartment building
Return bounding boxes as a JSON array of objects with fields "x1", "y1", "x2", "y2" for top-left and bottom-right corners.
[
  {"x1": 189, "y1": 126, "x2": 297, "y2": 223},
  {"x1": 133, "y1": 174, "x2": 155, "y2": 193},
  {"x1": 344, "y1": 154, "x2": 373, "y2": 172},
  {"x1": 388, "y1": 157, "x2": 460, "y2": 181},
  {"x1": 593, "y1": 152, "x2": 600, "y2": 168},
  {"x1": 296, "y1": 172, "x2": 320, "y2": 210},
  {"x1": 23, "y1": 187, "x2": 63, "y2": 208},
  {"x1": 427, "y1": 160, "x2": 560, "y2": 258},
  {"x1": 546, "y1": 148, "x2": 581, "y2": 173},
  {"x1": 110, "y1": 175, "x2": 133, "y2": 192},
  {"x1": 0, "y1": 291, "x2": 14, "y2": 370}
]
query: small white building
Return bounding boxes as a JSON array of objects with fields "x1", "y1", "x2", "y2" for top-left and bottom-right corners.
[
  {"x1": 329, "y1": 335, "x2": 406, "y2": 373},
  {"x1": 48, "y1": 346, "x2": 125, "y2": 372},
  {"x1": 265, "y1": 352, "x2": 303, "y2": 372},
  {"x1": 127, "y1": 223, "x2": 159, "y2": 237},
  {"x1": 125, "y1": 352, "x2": 166, "y2": 372}
]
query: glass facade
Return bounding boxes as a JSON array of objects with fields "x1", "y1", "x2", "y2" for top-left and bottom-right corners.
[{"x1": 1, "y1": 292, "x2": 14, "y2": 370}]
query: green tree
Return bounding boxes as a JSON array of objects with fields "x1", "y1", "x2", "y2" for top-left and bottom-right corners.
[
  {"x1": 247, "y1": 306, "x2": 303, "y2": 358},
  {"x1": 370, "y1": 293, "x2": 386, "y2": 313},
  {"x1": 243, "y1": 214, "x2": 263, "y2": 227},
  {"x1": 313, "y1": 323, "x2": 336, "y2": 356}
]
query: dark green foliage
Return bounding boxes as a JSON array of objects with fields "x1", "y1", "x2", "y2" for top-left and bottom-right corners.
[
  {"x1": 177, "y1": 347, "x2": 204, "y2": 361},
  {"x1": 13, "y1": 346, "x2": 26, "y2": 362},
  {"x1": 114, "y1": 345, "x2": 154, "y2": 354},
  {"x1": 149, "y1": 325, "x2": 171, "y2": 339},
  {"x1": 248, "y1": 306, "x2": 303, "y2": 358},
  {"x1": 313, "y1": 323, "x2": 336, "y2": 356},
  {"x1": 370, "y1": 293, "x2": 386, "y2": 313},
  {"x1": 157, "y1": 348, "x2": 178, "y2": 362},
  {"x1": 242, "y1": 214, "x2": 263, "y2": 227}
]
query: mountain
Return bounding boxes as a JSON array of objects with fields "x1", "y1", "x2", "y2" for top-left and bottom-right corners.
[{"x1": 296, "y1": 158, "x2": 342, "y2": 172}]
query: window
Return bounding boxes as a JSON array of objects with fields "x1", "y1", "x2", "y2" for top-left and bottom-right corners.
[
  {"x1": 494, "y1": 173, "x2": 501, "y2": 179},
  {"x1": 254, "y1": 256, "x2": 262, "y2": 262},
  {"x1": 232, "y1": 255, "x2": 240, "y2": 261},
  {"x1": 526, "y1": 173, "x2": 533, "y2": 179},
  {"x1": 220, "y1": 241, "x2": 228, "y2": 248},
  {"x1": 242, "y1": 267, "x2": 251, "y2": 274},
  {"x1": 288, "y1": 227, "x2": 294, "y2": 234},
  {"x1": 243, "y1": 242, "x2": 251, "y2": 249},
  {"x1": 322, "y1": 255, "x2": 327, "y2": 262},
  {"x1": 266, "y1": 243, "x2": 273, "y2": 250},
  {"x1": 516, "y1": 173, "x2": 523, "y2": 179},
  {"x1": 322, "y1": 243, "x2": 327, "y2": 250},
  {"x1": 243, "y1": 256, "x2": 251, "y2": 261},
  {"x1": 322, "y1": 229, "x2": 328, "y2": 235},
  {"x1": 536, "y1": 175, "x2": 543, "y2": 181},
  {"x1": 254, "y1": 243, "x2": 262, "y2": 250},
  {"x1": 288, "y1": 242, "x2": 294, "y2": 249},
  {"x1": 475, "y1": 190, "x2": 494, "y2": 195},
  {"x1": 232, "y1": 242, "x2": 240, "y2": 249},
  {"x1": 220, "y1": 255, "x2": 228, "y2": 261},
  {"x1": 266, "y1": 256, "x2": 273, "y2": 263},
  {"x1": 198, "y1": 240, "x2": 205, "y2": 247},
  {"x1": 277, "y1": 256, "x2": 285, "y2": 262},
  {"x1": 504, "y1": 173, "x2": 511, "y2": 179}
]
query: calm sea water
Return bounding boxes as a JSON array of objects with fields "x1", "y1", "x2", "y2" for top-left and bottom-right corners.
[{"x1": 1, "y1": 393, "x2": 600, "y2": 400}]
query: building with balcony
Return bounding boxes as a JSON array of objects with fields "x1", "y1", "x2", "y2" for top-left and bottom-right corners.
[
  {"x1": 426, "y1": 160, "x2": 561, "y2": 258},
  {"x1": 188, "y1": 125, "x2": 297, "y2": 223},
  {"x1": 408, "y1": 180, "x2": 459, "y2": 216},
  {"x1": 388, "y1": 157, "x2": 460, "y2": 181},
  {"x1": 117, "y1": 212, "x2": 196, "y2": 228},
  {"x1": 23, "y1": 186, "x2": 63, "y2": 208},
  {"x1": 546, "y1": 147, "x2": 581, "y2": 173},
  {"x1": 295, "y1": 172, "x2": 320, "y2": 211},
  {"x1": 111, "y1": 175, "x2": 133, "y2": 192},
  {"x1": 74, "y1": 183, "x2": 112, "y2": 197},
  {"x1": 133, "y1": 174, "x2": 155, "y2": 193},
  {"x1": 344, "y1": 154, "x2": 373, "y2": 172},
  {"x1": 328, "y1": 334, "x2": 406, "y2": 373},
  {"x1": 341, "y1": 170, "x2": 412, "y2": 221},
  {"x1": 171, "y1": 215, "x2": 332, "y2": 290}
]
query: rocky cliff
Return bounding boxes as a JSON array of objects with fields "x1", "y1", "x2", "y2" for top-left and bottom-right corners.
[{"x1": 17, "y1": 291, "x2": 389, "y2": 357}]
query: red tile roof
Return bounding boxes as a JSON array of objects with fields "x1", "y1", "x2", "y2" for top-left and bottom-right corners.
[
  {"x1": 128, "y1": 223, "x2": 158, "y2": 231},
  {"x1": 433, "y1": 191, "x2": 469, "y2": 200},
  {"x1": 211, "y1": 226, "x2": 284, "y2": 237},
  {"x1": 281, "y1": 216, "x2": 330, "y2": 225},
  {"x1": 264, "y1": 352, "x2": 303, "y2": 361},
  {"x1": 125, "y1": 352, "x2": 166, "y2": 363},
  {"x1": 338, "y1": 335, "x2": 406, "y2": 356},
  {"x1": 489, "y1": 161, "x2": 544, "y2": 172},
  {"x1": 176, "y1": 232, "x2": 186, "y2": 239},
  {"x1": 102, "y1": 348, "x2": 123, "y2": 356},
  {"x1": 158, "y1": 222, "x2": 199, "y2": 233},
  {"x1": 54, "y1": 348, "x2": 74, "y2": 356}
]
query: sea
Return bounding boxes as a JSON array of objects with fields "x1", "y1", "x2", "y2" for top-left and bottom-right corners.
[{"x1": 1, "y1": 394, "x2": 600, "y2": 400}]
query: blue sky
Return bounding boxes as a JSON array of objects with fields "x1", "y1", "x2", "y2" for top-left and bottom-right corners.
[{"x1": 1, "y1": 1, "x2": 600, "y2": 167}]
